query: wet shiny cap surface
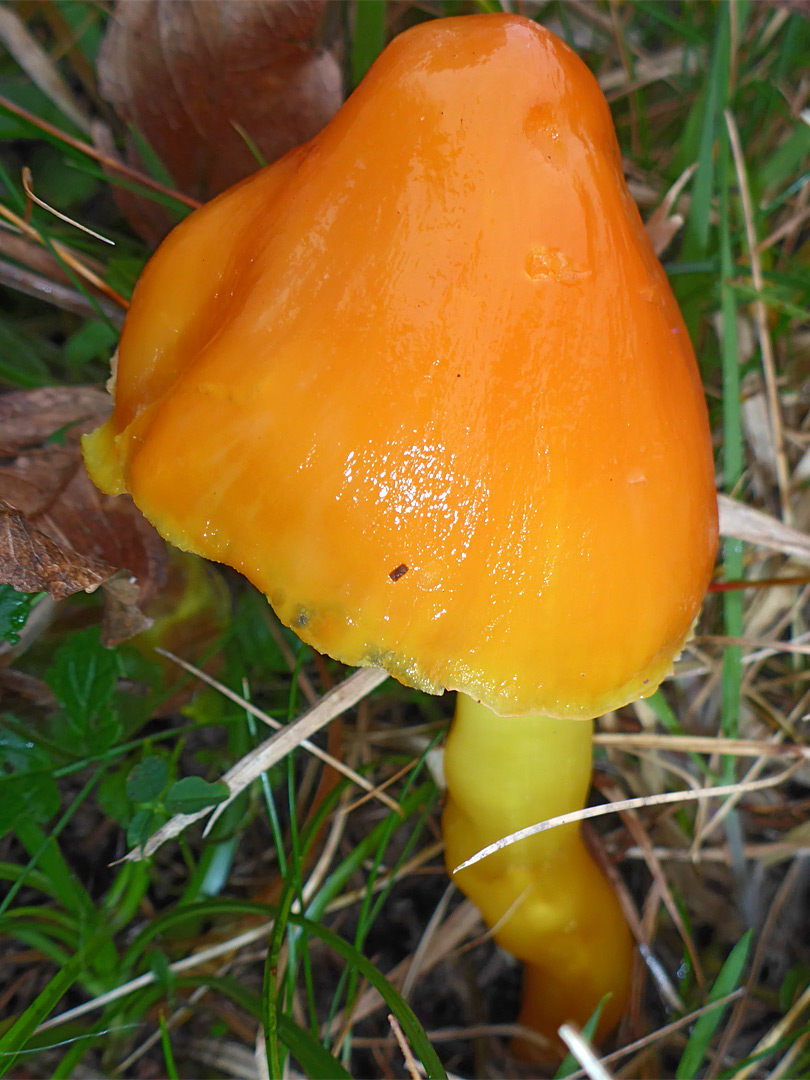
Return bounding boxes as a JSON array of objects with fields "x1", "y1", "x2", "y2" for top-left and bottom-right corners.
[{"x1": 83, "y1": 13, "x2": 718, "y2": 718}]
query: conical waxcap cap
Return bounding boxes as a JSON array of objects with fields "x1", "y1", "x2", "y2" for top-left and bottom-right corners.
[{"x1": 84, "y1": 14, "x2": 718, "y2": 717}]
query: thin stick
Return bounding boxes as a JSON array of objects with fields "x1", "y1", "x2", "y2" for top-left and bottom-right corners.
[
  {"x1": 22, "y1": 166, "x2": 114, "y2": 245},
  {"x1": 0, "y1": 7, "x2": 92, "y2": 135},
  {"x1": 600, "y1": 780, "x2": 703, "y2": 989},
  {"x1": 558, "y1": 1024, "x2": 615, "y2": 1080},
  {"x1": 400, "y1": 884, "x2": 454, "y2": 1002},
  {"x1": 622, "y1": 841, "x2": 810, "y2": 863},
  {"x1": 388, "y1": 1014, "x2": 422, "y2": 1080},
  {"x1": 734, "y1": 979, "x2": 810, "y2": 1080},
  {"x1": 0, "y1": 258, "x2": 124, "y2": 324},
  {"x1": 453, "y1": 765, "x2": 802, "y2": 873},
  {"x1": 594, "y1": 732, "x2": 809, "y2": 759},
  {"x1": 560, "y1": 990, "x2": 746, "y2": 1080},
  {"x1": 198, "y1": 666, "x2": 390, "y2": 838},
  {"x1": 0, "y1": 93, "x2": 200, "y2": 210},
  {"x1": 695, "y1": 634, "x2": 810, "y2": 656},
  {"x1": 127, "y1": 666, "x2": 390, "y2": 859},
  {"x1": 691, "y1": 735, "x2": 783, "y2": 851},
  {"x1": 0, "y1": 200, "x2": 129, "y2": 309},
  {"x1": 156, "y1": 650, "x2": 400, "y2": 816}
]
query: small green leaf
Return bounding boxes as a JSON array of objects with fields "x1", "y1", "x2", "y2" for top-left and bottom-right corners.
[
  {"x1": 0, "y1": 586, "x2": 37, "y2": 645},
  {"x1": 126, "y1": 757, "x2": 169, "y2": 803},
  {"x1": 98, "y1": 768, "x2": 133, "y2": 826},
  {"x1": 64, "y1": 320, "x2": 119, "y2": 371},
  {"x1": 165, "y1": 777, "x2": 230, "y2": 816},
  {"x1": 127, "y1": 808, "x2": 163, "y2": 848}
]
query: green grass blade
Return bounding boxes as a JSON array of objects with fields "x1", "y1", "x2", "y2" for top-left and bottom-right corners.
[
  {"x1": 351, "y1": 0, "x2": 387, "y2": 87},
  {"x1": 52, "y1": 1036, "x2": 92, "y2": 1079},
  {"x1": 158, "y1": 1013, "x2": 179, "y2": 1080},
  {"x1": 0, "y1": 951, "x2": 85, "y2": 1076},
  {"x1": 676, "y1": 930, "x2": 753, "y2": 1079},
  {"x1": 682, "y1": 8, "x2": 730, "y2": 258},
  {"x1": 278, "y1": 1014, "x2": 352, "y2": 1080},
  {"x1": 718, "y1": 115, "x2": 743, "y2": 766},
  {"x1": 297, "y1": 914, "x2": 447, "y2": 1080},
  {"x1": 554, "y1": 996, "x2": 606, "y2": 1078}
]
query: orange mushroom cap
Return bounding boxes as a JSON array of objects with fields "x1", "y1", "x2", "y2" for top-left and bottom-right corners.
[{"x1": 84, "y1": 13, "x2": 718, "y2": 718}]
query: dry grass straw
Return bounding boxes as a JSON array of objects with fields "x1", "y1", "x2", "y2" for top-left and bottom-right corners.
[{"x1": 125, "y1": 660, "x2": 392, "y2": 859}]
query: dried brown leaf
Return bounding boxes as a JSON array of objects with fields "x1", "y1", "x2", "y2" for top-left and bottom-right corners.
[
  {"x1": 644, "y1": 164, "x2": 695, "y2": 257},
  {"x1": 0, "y1": 385, "x2": 111, "y2": 455},
  {"x1": 0, "y1": 667, "x2": 58, "y2": 710},
  {"x1": 0, "y1": 387, "x2": 167, "y2": 642},
  {"x1": 718, "y1": 493, "x2": 810, "y2": 565},
  {"x1": 0, "y1": 497, "x2": 113, "y2": 599},
  {"x1": 97, "y1": 0, "x2": 342, "y2": 240},
  {"x1": 101, "y1": 571, "x2": 153, "y2": 646},
  {"x1": 644, "y1": 206, "x2": 684, "y2": 258}
]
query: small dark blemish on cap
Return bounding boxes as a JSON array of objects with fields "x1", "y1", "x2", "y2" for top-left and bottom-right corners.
[
  {"x1": 389, "y1": 563, "x2": 409, "y2": 582},
  {"x1": 293, "y1": 608, "x2": 309, "y2": 628}
]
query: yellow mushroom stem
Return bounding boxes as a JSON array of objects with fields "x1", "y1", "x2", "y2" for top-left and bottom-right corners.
[{"x1": 442, "y1": 694, "x2": 633, "y2": 1047}]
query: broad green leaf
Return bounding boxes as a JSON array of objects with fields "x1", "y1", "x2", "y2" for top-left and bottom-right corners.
[{"x1": 46, "y1": 629, "x2": 122, "y2": 754}]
